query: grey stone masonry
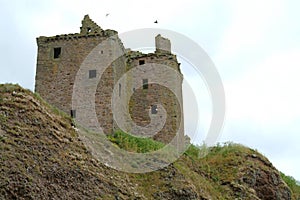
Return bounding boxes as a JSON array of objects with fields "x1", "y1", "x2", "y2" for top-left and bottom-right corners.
[{"x1": 35, "y1": 15, "x2": 184, "y2": 144}]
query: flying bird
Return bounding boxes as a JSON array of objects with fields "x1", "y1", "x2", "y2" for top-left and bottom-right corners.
[
  {"x1": 106, "y1": 13, "x2": 109, "y2": 17},
  {"x1": 154, "y1": 20, "x2": 158, "y2": 24}
]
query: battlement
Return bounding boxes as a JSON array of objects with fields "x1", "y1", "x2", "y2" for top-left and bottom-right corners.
[
  {"x1": 37, "y1": 30, "x2": 117, "y2": 44},
  {"x1": 126, "y1": 50, "x2": 176, "y2": 59},
  {"x1": 37, "y1": 14, "x2": 117, "y2": 45},
  {"x1": 125, "y1": 48, "x2": 179, "y2": 72}
]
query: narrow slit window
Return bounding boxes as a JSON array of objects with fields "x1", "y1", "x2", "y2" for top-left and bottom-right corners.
[
  {"x1": 151, "y1": 105, "x2": 158, "y2": 114},
  {"x1": 89, "y1": 70, "x2": 96, "y2": 79},
  {"x1": 53, "y1": 47, "x2": 61, "y2": 59},
  {"x1": 139, "y1": 60, "x2": 145, "y2": 65},
  {"x1": 143, "y1": 79, "x2": 148, "y2": 89},
  {"x1": 119, "y1": 83, "x2": 121, "y2": 97},
  {"x1": 70, "y1": 110, "x2": 76, "y2": 118}
]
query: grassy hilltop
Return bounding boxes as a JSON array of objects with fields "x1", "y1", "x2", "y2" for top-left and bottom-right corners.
[{"x1": 0, "y1": 84, "x2": 299, "y2": 199}]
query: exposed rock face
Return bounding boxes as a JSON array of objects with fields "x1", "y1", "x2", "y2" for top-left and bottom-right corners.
[
  {"x1": 0, "y1": 84, "x2": 298, "y2": 199},
  {"x1": 238, "y1": 155, "x2": 292, "y2": 200},
  {"x1": 223, "y1": 154, "x2": 292, "y2": 200}
]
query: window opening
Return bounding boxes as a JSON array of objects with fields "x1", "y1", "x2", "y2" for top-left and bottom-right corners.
[
  {"x1": 143, "y1": 79, "x2": 148, "y2": 89},
  {"x1": 53, "y1": 47, "x2": 61, "y2": 59},
  {"x1": 89, "y1": 70, "x2": 96, "y2": 78}
]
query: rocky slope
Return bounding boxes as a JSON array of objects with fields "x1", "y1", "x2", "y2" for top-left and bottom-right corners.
[{"x1": 0, "y1": 84, "x2": 299, "y2": 200}]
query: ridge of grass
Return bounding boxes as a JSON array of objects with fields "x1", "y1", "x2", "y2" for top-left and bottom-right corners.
[{"x1": 107, "y1": 130, "x2": 165, "y2": 153}]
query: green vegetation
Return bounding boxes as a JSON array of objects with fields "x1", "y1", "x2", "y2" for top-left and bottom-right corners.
[
  {"x1": 183, "y1": 143, "x2": 202, "y2": 158},
  {"x1": 107, "y1": 130, "x2": 165, "y2": 153},
  {"x1": 280, "y1": 172, "x2": 300, "y2": 199}
]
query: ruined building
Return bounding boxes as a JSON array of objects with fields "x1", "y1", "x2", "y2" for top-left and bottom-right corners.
[{"x1": 35, "y1": 15, "x2": 184, "y2": 143}]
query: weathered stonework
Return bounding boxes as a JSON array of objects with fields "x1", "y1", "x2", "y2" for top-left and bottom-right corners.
[{"x1": 35, "y1": 15, "x2": 184, "y2": 143}]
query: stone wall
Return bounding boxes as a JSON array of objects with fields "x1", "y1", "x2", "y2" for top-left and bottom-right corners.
[
  {"x1": 35, "y1": 15, "x2": 184, "y2": 144},
  {"x1": 155, "y1": 34, "x2": 171, "y2": 54},
  {"x1": 35, "y1": 15, "x2": 123, "y2": 133},
  {"x1": 35, "y1": 35, "x2": 105, "y2": 114},
  {"x1": 124, "y1": 52, "x2": 184, "y2": 143}
]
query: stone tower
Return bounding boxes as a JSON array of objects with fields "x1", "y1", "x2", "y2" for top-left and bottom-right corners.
[{"x1": 35, "y1": 15, "x2": 184, "y2": 143}]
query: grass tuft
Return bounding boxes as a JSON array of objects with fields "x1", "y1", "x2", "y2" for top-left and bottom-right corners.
[
  {"x1": 280, "y1": 172, "x2": 300, "y2": 199},
  {"x1": 107, "y1": 130, "x2": 165, "y2": 153}
]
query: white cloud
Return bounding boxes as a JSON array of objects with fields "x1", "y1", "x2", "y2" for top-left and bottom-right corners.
[
  {"x1": 216, "y1": 0, "x2": 285, "y2": 62},
  {"x1": 225, "y1": 50, "x2": 300, "y2": 125}
]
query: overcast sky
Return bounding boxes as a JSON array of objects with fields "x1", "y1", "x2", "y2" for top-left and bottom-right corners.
[{"x1": 1, "y1": 0, "x2": 299, "y2": 180}]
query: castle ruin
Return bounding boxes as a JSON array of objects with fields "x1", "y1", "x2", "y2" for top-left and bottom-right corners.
[{"x1": 35, "y1": 15, "x2": 184, "y2": 143}]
